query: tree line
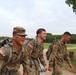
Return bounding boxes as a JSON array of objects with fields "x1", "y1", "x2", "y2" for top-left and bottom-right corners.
[
  {"x1": 44, "y1": 33, "x2": 76, "y2": 44},
  {"x1": 65, "y1": 0, "x2": 76, "y2": 14},
  {"x1": 0, "y1": 33, "x2": 76, "y2": 44}
]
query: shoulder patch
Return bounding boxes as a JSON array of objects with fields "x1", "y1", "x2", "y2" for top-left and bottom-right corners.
[{"x1": 28, "y1": 44, "x2": 33, "y2": 49}]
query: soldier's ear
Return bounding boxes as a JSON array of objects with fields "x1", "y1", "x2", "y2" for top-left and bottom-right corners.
[
  {"x1": 13, "y1": 34, "x2": 17, "y2": 39},
  {"x1": 13, "y1": 37, "x2": 15, "y2": 39},
  {"x1": 12, "y1": 35, "x2": 15, "y2": 39},
  {"x1": 37, "y1": 34, "x2": 40, "y2": 38}
]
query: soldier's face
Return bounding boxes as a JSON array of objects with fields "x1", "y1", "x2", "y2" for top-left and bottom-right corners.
[
  {"x1": 38, "y1": 31, "x2": 47, "y2": 40},
  {"x1": 13, "y1": 34, "x2": 26, "y2": 46},
  {"x1": 64, "y1": 35, "x2": 71, "y2": 43}
]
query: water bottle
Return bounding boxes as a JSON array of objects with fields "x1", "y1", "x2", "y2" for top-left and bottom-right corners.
[{"x1": 39, "y1": 69, "x2": 44, "y2": 73}]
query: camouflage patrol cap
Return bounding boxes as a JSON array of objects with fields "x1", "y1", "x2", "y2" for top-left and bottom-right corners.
[{"x1": 13, "y1": 26, "x2": 27, "y2": 36}]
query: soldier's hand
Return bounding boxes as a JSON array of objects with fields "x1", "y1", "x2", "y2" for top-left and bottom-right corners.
[
  {"x1": 23, "y1": 72, "x2": 27, "y2": 75},
  {"x1": 69, "y1": 64, "x2": 73, "y2": 69},
  {"x1": 0, "y1": 49, "x2": 4, "y2": 56},
  {"x1": 44, "y1": 66, "x2": 47, "y2": 72},
  {"x1": 48, "y1": 67, "x2": 53, "y2": 72}
]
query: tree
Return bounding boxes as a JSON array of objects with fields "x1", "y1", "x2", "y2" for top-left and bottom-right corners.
[
  {"x1": 44, "y1": 33, "x2": 54, "y2": 43},
  {"x1": 70, "y1": 34, "x2": 76, "y2": 43},
  {"x1": 65, "y1": 0, "x2": 76, "y2": 14}
]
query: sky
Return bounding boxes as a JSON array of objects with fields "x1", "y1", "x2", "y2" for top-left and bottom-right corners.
[{"x1": 0, "y1": 0, "x2": 76, "y2": 38}]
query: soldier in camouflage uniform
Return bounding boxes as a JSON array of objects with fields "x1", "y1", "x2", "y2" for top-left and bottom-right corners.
[
  {"x1": 48, "y1": 32, "x2": 73, "y2": 75},
  {"x1": 0, "y1": 26, "x2": 27, "y2": 75},
  {"x1": 23, "y1": 28, "x2": 47, "y2": 75}
]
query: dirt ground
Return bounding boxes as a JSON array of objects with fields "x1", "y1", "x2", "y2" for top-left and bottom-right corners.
[
  {"x1": 19, "y1": 65, "x2": 76, "y2": 75},
  {"x1": 19, "y1": 49, "x2": 76, "y2": 75}
]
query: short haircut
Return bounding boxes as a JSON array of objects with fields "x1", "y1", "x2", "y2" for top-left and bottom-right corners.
[
  {"x1": 63, "y1": 31, "x2": 71, "y2": 36},
  {"x1": 36, "y1": 28, "x2": 46, "y2": 35}
]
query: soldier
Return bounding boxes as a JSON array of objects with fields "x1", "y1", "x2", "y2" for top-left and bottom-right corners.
[
  {"x1": 23, "y1": 28, "x2": 47, "y2": 75},
  {"x1": 0, "y1": 26, "x2": 27, "y2": 75},
  {"x1": 48, "y1": 31, "x2": 73, "y2": 75}
]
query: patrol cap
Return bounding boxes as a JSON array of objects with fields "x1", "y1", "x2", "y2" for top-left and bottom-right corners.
[{"x1": 13, "y1": 26, "x2": 27, "y2": 36}]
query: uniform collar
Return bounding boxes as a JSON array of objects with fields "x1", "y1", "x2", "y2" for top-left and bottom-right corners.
[
  {"x1": 60, "y1": 40, "x2": 65, "y2": 45},
  {"x1": 35, "y1": 38, "x2": 43, "y2": 46},
  {"x1": 12, "y1": 46, "x2": 24, "y2": 54}
]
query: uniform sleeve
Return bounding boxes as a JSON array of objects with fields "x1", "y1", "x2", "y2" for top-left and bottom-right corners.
[
  {"x1": 64, "y1": 48, "x2": 71, "y2": 65},
  {"x1": 39, "y1": 47, "x2": 46, "y2": 66},
  {"x1": 22, "y1": 49, "x2": 31, "y2": 73},
  {"x1": 22, "y1": 40, "x2": 34, "y2": 73},
  {"x1": 0, "y1": 47, "x2": 6, "y2": 70},
  {"x1": 49, "y1": 43, "x2": 59, "y2": 67}
]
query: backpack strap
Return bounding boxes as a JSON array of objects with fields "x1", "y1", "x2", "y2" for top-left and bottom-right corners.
[
  {"x1": 23, "y1": 41, "x2": 30, "y2": 56},
  {"x1": 46, "y1": 39, "x2": 61, "y2": 60},
  {"x1": 32, "y1": 39, "x2": 38, "y2": 51},
  {"x1": 46, "y1": 44, "x2": 53, "y2": 60},
  {"x1": 30, "y1": 39, "x2": 41, "y2": 71},
  {"x1": 4, "y1": 44, "x2": 12, "y2": 64},
  {"x1": 46, "y1": 39, "x2": 58, "y2": 60},
  {"x1": 3, "y1": 40, "x2": 29, "y2": 64}
]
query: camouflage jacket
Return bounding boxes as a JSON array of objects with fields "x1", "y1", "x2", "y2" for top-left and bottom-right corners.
[
  {"x1": 0, "y1": 43, "x2": 26, "y2": 72},
  {"x1": 49, "y1": 40, "x2": 71, "y2": 67},
  {"x1": 23, "y1": 39, "x2": 46, "y2": 72}
]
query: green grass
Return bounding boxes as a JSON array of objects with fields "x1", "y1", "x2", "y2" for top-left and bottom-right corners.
[
  {"x1": 44, "y1": 43, "x2": 76, "y2": 48},
  {"x1": 68, "y1": 49, "x2": 76, "y2": 65},
  {"x1": 44, "y1": 43, "x2": 51, "y2": 49},
  {"x1": 65, "y1": 49, "x2": 76, "y2": 74},
  {"x1": 66, "y1": 44, "x2": 76, "y2": 47}
]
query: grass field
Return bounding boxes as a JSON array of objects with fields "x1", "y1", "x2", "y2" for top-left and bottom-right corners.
[
  {"x1": 44, "y1": 43, "x2": 51, "y2": 49},
  {"x1": 68, "y1": 49, "x2": 76, "y2": 65},
  {"x1": 44, "y1": 43, "x2": 76, "y2": 49}
]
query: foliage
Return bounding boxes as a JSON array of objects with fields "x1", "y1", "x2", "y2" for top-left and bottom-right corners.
[
  {"x1": 1, "y1": 33, "x2": 76, "y2": 44},
  {"x1": 65, "y1": 0, "x2": 76, "y2": 13},
  {"x1": 45, "y1": 33, "x2": 76, "y2": 44},
  {"x1": 44, "y1": 33, "x2": 54, "y2": 43},
  {"x1": 0, "y1": 36, "x2": 9, "y2": 41}
]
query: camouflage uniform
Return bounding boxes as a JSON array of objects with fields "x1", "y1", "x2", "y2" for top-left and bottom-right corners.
[
  {"x1": 0, "y1": 27, "x2": 27, "y2": 75},
  {"x1": 49, "y1": 40, "x2": 71, "y2": 75},
  {"x1": 23, "y1": 39, "x2": 46, "y2": 75}
]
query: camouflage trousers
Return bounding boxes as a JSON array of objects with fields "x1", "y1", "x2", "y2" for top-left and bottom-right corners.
[
  {"x1": 0, "y1": 67, "x2": 21, "y2": 75},
  {"x1": 52, "y1": 62, "x2": 63, "y2": 75},
  {"x1": 25, "y1": 64, "x2": 40, "y2": 75},
  {"x1": 1, "y1": 71, "x2": 21, "y2": 75}
]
